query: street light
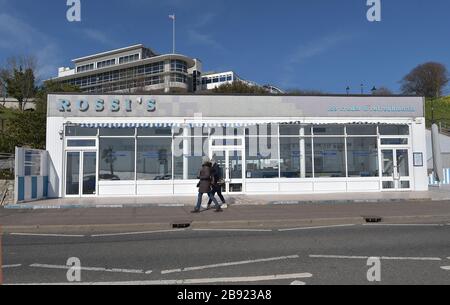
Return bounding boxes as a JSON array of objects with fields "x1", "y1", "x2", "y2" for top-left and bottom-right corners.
[{"x1": 346, "y1": 86, "x2": 350, "y2": 95}]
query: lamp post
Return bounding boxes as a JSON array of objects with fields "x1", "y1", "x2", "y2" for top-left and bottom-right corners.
[{"x1": 346, "y1": 86, "x2": 350, "y2": 95}]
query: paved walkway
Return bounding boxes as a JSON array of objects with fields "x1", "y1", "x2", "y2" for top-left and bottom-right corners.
[{"x1": 4, "y1": 187, "x2": 450, "y2": 209}]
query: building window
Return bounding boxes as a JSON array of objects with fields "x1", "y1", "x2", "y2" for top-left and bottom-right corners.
[
  {"x1": 99, "y1": 138, "x2": 135, "y2": 181},
  {"x1": 170, "y1": 73, "x2": 187, "y2": 83},
  {"x1": 76, "y1": 63, "x2": 94, "y2": 73},
  {"x1": 173, "y1": 137, "x2": 209, "y2": 180},
  {"x1": 97, "y1": 59, "x2": 116, "y2": 69},
  {"x1": 280, "y1": 137, "x2": 313, "y2": 178},
  {"x1": 245, "y1": 136, "x2": 279, "y2": 179},
  {"x1": 170, "y1": 60, "x2": 187, "y2": 73},
  {"x1": 279, "y1": 125, "x2": 312, "y2": 136},
  {"x1": 347, "y1": 137, "x2": 379, "y2": 177},
  {"x1": 347, "y1": 125, "x2": 377, "y2": 136},
  {"x1": 24, "y1": 150, "x2": 41, "y2": 176},
  {"x1": 379, "y1": 125, "x2": 410, "y2": 135},
  {"x1": 119, "y1": 53, "x2": 140, "y2": 64},
  {"x1": 137, "y1": 138, "x2": 172, "y2": 180},
  {"x1": 65, "y1": 126, "x2": 98, "y2": 137},
  {"x1": 313, "y1": 137, "x2": 346, "y2": 178},
  {"x1": 313, "y1": 125, "x2": 345, "y2": 136}
]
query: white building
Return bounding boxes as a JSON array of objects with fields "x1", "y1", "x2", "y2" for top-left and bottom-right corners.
[
  {"x1": 45, "y1": 94, "x2": 428, "y2": 199},
  {"x1": 51, "y1": 44, "x2": 203, "y2": 94}
]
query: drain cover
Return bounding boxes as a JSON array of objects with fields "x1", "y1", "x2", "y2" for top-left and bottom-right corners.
[
  {"x1": 172, "y1": 222, "x2": 191, "y2": 229},
  {"x1": 364, "y1": 216, "x2": 383, "y2": 223}
]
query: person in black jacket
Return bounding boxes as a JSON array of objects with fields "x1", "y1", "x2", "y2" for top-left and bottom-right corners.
[
  {"x1": 192, "y1": 157, "x2": 222, "y2": 213},
  {"x1": 207, "y1": 158, "x2": 226, "y2": 209}
]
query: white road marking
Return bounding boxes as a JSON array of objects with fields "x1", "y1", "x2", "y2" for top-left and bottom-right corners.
[
  {"x1": 278, "y1": 224, "x2": 355, "y2": 232},
  {"x1": 192, "y1": 229, "x2": 273, "y2": 232},
  {"x1": 441, "y1": 266, "x2": 450, "y2": 271},
  {"x1": 2, "y1": 264, "x2": 22, "y2": 269},
  {"x1": 363, "y1": 224, "x2": 444, "y2": 227},
  {"x1": 30, "y1": 263, "x2": 145, "y2": 274},
  {"x1": 310, "y1": 255, "x2": 442, "y2": 261},
  {"x1": 9, "y1": 272, "x2": 313, "y2": 285},
  {"x1": 10, "y1": 233, "x2": 85, "y2": 238},
  {"x1": 91, "y1": 229, "x2": 185, "y2": 237},
  {"x1": 290, "y1": 280, "x2": 306, "y2": 285},
  {"x1": 161, "y1": 255, "x2": 300, "y2": 275}
]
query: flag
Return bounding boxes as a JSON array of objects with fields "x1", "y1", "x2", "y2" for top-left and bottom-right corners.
[{"x1": 169, "y1": 14, "x2": 175, "y2": 20}]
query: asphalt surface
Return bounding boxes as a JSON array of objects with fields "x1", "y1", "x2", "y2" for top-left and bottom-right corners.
[{"x1": 2, "y1": 224, "x2": 450, "y2": 285}]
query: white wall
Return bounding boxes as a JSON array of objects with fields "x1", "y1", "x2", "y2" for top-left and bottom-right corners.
[
  {"x1": 412, "y1": 119, "x2": 428, "y2": 191},
  {"x1": 46, "y1": 117, "x2": 65, "y2": 198}
]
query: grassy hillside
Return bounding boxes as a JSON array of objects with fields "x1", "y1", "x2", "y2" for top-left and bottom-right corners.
[{"x1": 425, "y1": 96, "x2": 450, "y2": 128}]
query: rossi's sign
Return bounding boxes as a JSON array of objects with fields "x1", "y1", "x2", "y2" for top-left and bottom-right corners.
[{"x1": 57, "y1": 97, "x2": 156, "y2": 113}]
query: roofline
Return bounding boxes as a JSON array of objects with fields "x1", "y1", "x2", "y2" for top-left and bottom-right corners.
[
  {"x1": 47, "y1": 92, "x2": 424, "y2": 98},
  {"x1": 72, "y1": 44, "x2": 147, "y2": 63}
]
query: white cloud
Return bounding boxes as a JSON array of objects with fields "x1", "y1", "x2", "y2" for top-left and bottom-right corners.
[
  {"x1": 287, "y1": 32, "x2": 354, "y2": 66},
  {"x1": 80, "y1": 28, "x2": 116, "y2": 47}
]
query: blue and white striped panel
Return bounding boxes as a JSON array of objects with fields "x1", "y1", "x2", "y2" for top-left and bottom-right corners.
[
  {"x1": 16, "y1": 176, "x2": 49, "y2": 203},
  {"x1": 428, "y1": 169, "x2": 450, "y2": 186}
]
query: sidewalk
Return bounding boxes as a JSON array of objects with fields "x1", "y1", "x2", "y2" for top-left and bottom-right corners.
[
  {"x1": 1, "y1": 193, "x2": 449, "y2": 234},
  {"x1": 4, "y1": 187, "x2": 450, "y2": 210}
]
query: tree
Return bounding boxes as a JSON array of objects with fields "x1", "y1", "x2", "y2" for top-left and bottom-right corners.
[
  {"x1": 401, "y1": 62, "x2": 449, "y2": 98},
  {"x1": 212, "y1": 81, "x2": 271, "y2": 94},
  {"x1": 0, "y1": 80, "x2": 80, "y2": 154},
  {"x1": 0, "y1": 56, "x2": 38, "y2": 111}
]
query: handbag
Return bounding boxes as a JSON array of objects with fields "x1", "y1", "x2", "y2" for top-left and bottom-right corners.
[{"x1": 217, "y1": 178, "x2": 225, "y2": 186}]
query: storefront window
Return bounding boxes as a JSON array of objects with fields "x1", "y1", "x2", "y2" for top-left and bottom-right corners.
[
  {"x1": 99, "y1": 138, "x2": 135, "y2": 180},
  {"x1": 379, "y1": 125, "x2": 410, "y2": 135},
  {"x1": 137, "y1": 127, "x2": 172, "y2": 136},
  {"x1": 313, "y1": 137, "x2": 346, "y2": 177},
  {"x1": 347, "y1": 137, "x2": 379, "y2": 177},
  {"x1": 173, "y1": 137, "x2": 209, "y2": 180},
  {"x1": 65, "y1": 126, "x2": 97, "y2": 137},
  {"x1": 279, "y1": 125, "x2": 312, "y2": 136},
  {"x1": 313, "y1": 125, "x2": 344, "y2": 136},
  {"x1": 347, "y1": 125, "x2": 377, "y2": 135},
  {"x1": 280, "y1": 137, "x2": 313, "y2": 178},
  {"x1": 245, "y1": 136, "x2": 279, "y2": 179},
  {"x1": 100, "y1": 128, "x2": 135, "y2": 136},
  {"x1": 137, "y1": 138, "x2": 172, "y2": 180}
]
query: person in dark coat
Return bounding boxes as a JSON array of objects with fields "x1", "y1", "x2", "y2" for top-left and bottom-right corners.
[
  {"x1": 192, "y1": 157, "x2": 222, "y2": 213},
  {"x1": 207, "y1": 158, "x2": 226, "y2": 209}
]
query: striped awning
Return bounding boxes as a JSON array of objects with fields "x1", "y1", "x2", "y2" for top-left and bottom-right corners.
[{"x1": 74, "y1": 121, "x2": 409, "y2": 129}]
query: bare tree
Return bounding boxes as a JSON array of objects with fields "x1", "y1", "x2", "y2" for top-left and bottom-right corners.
[
  {"x1": 0, "y1": 56, "x2": 38, "y2": 110},
  {"x1": 401, "y1": 62, "x2": 449, "y2": 98}
]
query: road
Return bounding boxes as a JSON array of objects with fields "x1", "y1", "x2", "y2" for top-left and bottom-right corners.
[{"x1": 1, "y1": 224, "x2": 450, "y2": 285}]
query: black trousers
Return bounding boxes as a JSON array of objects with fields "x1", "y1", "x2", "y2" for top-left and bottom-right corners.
[{"x1": 208, "y1": 185, "x2": 226, "y2": 205}]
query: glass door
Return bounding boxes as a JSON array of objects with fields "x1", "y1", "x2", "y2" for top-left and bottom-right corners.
[
  {"x1": 381, "y1": 149, "x2": 411, "y2": 190},
  {"x1": 211, "y1": 149, "x2": 244, "y2": 194},
  {"x1": 65, "y1": 151, "x2": 97, "y2": 197}
]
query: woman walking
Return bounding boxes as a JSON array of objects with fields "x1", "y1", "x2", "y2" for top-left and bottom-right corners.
[
  {"x1": 207, "y1": 158, "x2": 226, "y2": 209},
  {"x1": 192, "y1": 157, "x2": 223, "y2": 213}
]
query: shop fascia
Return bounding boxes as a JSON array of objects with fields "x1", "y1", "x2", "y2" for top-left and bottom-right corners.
[{"x1": 58, "y1": 97, "x2": 156, "y2": 113}]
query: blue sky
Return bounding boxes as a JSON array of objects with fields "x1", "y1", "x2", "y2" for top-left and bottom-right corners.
[{"x1": 1, "y1": 0, "x2": 449, "y2": 94}]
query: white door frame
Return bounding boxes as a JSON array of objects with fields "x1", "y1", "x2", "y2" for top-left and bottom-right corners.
[
  {"x1": 64, "y1": 149, "x2": 98, "y2": 198},
  {"x1": 209, "y1": 136, "x2": 246, "y2": 194},
  {"x1": 380, "y1": 147, "x2": 412, "y2": 191}
]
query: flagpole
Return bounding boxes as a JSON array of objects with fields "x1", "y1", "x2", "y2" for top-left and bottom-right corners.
[{"x1": 172, "y1": 14, "x2": 176, "y2": 54}]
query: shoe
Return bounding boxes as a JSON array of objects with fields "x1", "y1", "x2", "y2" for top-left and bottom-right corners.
[
  {"x1": 206, "y1": 204, "x2": 212, "y2": 210},
  {"x1": 191, "y1": 209, "x2": 200, "y2": 214}
]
